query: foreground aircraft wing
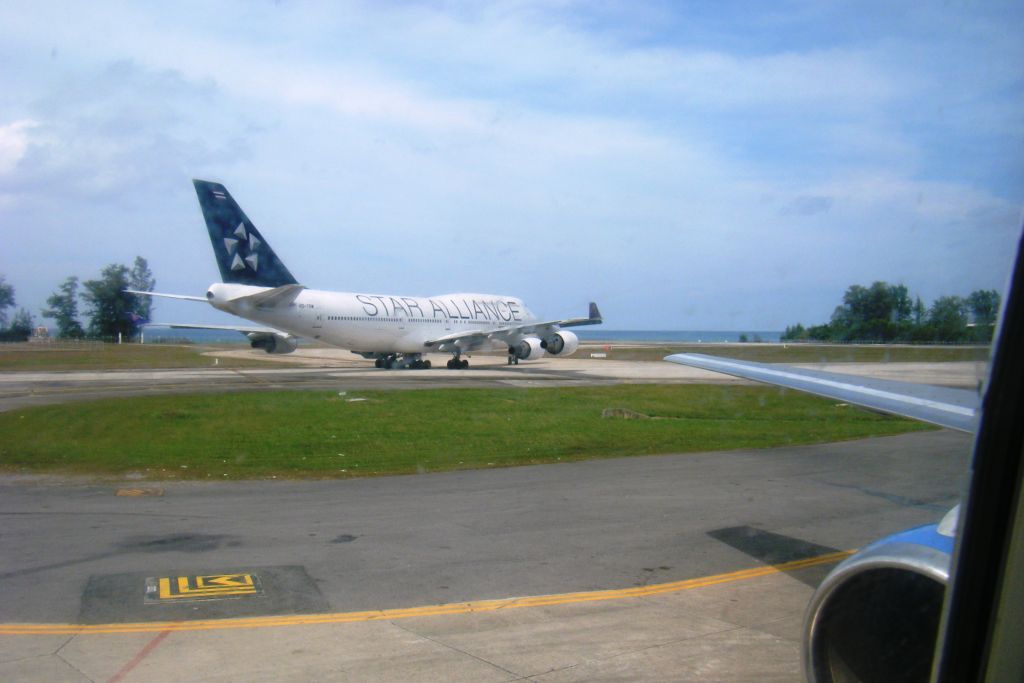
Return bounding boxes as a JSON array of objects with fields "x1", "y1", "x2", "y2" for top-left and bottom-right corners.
[
  {"x1": 664, "y1": 352, "x2": 980, "y2": 432},
  {"x1": 424, "y1": 302, "x2": 602, "y2": 351}
]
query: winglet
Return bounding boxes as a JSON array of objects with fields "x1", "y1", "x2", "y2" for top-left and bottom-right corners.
[{"x1": 589, "y1": 302, "x2": 602, "y2": 323}]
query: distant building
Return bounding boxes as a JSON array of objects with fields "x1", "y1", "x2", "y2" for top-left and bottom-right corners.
[{"x1": 28, "y1": 326, "x2": 51, "y2": 343}]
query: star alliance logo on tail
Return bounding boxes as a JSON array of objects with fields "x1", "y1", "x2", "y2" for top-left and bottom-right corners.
[{"x1": 223, "y1": 221, "x2": 261, "y2": 273}]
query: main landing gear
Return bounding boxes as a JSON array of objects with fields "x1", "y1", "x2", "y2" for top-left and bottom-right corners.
[
  {"x1": 507, "y1": 346, "x2": 520, "y2": 365},
  {"x1": 446, "y1": 356, "x2": 470, "y2": 370},
  {"x1": 372, "y1": 352, "x2": 469, "y2": 370},
  {"x1": 374, "y1": 354, "x2": 431, "y2": 370}
]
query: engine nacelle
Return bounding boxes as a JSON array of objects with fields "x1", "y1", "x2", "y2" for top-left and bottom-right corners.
[
  {"x1": 512, "y1": 337, "x2": 546, "y2": 360},
  {"x1": 247, "y1": 332, "x2": 298, "y2": 354},
  {"x1": 540, "y1": 330, "x2": 579, "y2": 356},
  {"x1": 803, "y1": 507, "x2": 957, "y2": 683}
]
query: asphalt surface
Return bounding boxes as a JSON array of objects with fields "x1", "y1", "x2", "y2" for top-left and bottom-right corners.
[
  {"x1": 0, "y1": 355, "x2": 978, "y2": 681},
  {"x1": 0, "y1": 430, "x2": 968, "y2": 625}
]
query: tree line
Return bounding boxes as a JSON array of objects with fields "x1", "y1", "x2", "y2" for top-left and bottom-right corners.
[
  {"x1": 0, "y1": 257, "x2": 155, "y2": 342},
  {"x1": 782, "y1": 281, "x2": 1000, "y2": 343}
]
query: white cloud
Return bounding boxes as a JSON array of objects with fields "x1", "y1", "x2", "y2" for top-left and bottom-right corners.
[{"x1": 0, "y1": 119, "x2": 38, "y2": 174}]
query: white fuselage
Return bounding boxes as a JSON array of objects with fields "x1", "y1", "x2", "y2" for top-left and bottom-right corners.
[{"x1": 206, "y1": 283, "x2": 537, "y2": 354}]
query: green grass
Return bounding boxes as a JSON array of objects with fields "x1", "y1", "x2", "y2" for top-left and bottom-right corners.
[
  {"x1": 0, "y1": 342, "x2": 298, "y2": 371},
  {"x1": 0, "y1": 385, "x2": 933, "y2": 479},
  {"x1": 588, "y1": 343, "x2": 991, "y2": 363}
]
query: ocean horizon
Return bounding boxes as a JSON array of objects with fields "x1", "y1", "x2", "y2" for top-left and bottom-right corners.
[{"x1": 575, "y1": 329, "x2": 782, "y2": 343}]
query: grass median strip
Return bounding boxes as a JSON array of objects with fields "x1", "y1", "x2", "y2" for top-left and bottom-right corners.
[
  {"x1": 0, "y1": 342, "x2": 299, "y2": 371},
  {"x1": 0, "y1": 385, "x2": 933, "y2": 479}
]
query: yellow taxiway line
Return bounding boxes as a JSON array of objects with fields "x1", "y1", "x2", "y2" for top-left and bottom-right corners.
[{"x1": 0, "y1": 550, "x2": 852, "y2": 636}]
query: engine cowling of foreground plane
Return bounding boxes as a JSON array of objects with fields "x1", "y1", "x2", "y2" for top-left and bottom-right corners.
[
  {"x1": 513, "y1": 337, "x2": 546, "y2": 360},
  {"x1": 246, "y1": 331, "x2": 299, "y2": 354},
  {"x1": 541, "y1": 330, "x2": 579, "y2": 356},
  {"x1": 803, "y1": 506, "x2": 957, "y2": 683}
]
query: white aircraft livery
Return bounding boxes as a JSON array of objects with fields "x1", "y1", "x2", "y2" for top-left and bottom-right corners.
[{"x1": 133, "y1": 180, "x2": 602, "y2": 369}]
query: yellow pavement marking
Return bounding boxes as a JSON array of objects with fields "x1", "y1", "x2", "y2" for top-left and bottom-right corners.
[
  {"x1": 155, "y1": 574, "x2": 258, "y2": 600},
  {"x1": 198, "y1": 575, "x2": 255, "y2": 589},
  {"x1": 0, "y1": 550, "x2": 852, "y2": 636}
]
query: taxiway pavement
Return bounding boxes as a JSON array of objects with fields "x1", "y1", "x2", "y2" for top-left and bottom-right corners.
[{"x1": 0, "y1": 429, "x2": 970, "y2": 681}]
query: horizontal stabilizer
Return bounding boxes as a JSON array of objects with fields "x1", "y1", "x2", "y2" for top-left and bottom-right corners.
[
  {"x1": 125, "y1": 289, "x2": 206, "y2": 302},
  {"x1": 228, "y1": 284, "x2": 306, "y2": 309}
]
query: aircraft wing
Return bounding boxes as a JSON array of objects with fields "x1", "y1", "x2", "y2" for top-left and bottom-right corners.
[
  {"x1": 664, "y1": 352, "x2": 980, "y2": 433},
  {"x1": 422, "y1": 327, "x2": 520, "y2": 352},
  {"x1": 424, "y1": 302, "x2": 602, "y2": 351},
  {"x1": 538, "y1": 302, "x2": 604, "y2": 329}
]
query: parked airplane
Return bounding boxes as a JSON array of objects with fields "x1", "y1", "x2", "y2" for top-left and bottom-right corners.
[{"x1": 130, "y1": 180, "x2": 602, "y2": 369}]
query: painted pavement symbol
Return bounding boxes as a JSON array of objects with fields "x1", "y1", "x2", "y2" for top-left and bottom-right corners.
[{"x1": 145, "y1": 573, "x2": 263, "y2": 603}]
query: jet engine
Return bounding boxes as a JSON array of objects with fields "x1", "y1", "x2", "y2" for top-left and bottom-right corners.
[
  {"x1": 512, "y1": 337, "x2": 546, "y2": 360},
  {"x1": 540, "y1": 330, "x2": 579, "y2": 356},
  {"x1": 803, "y1": 507, "x2": 957, "y2": 683},
  {"x1": 246, "y1": 331, "x2": 299, "y2": 354}
]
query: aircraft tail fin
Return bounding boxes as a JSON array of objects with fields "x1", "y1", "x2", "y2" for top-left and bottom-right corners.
[{"x1": 192, "y1": 179, "x2": 298, "y2": 287}]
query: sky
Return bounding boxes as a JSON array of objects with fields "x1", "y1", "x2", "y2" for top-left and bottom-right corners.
[{"x1": 0, "y1": 0, "x2": 1022, "y2": 331}]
